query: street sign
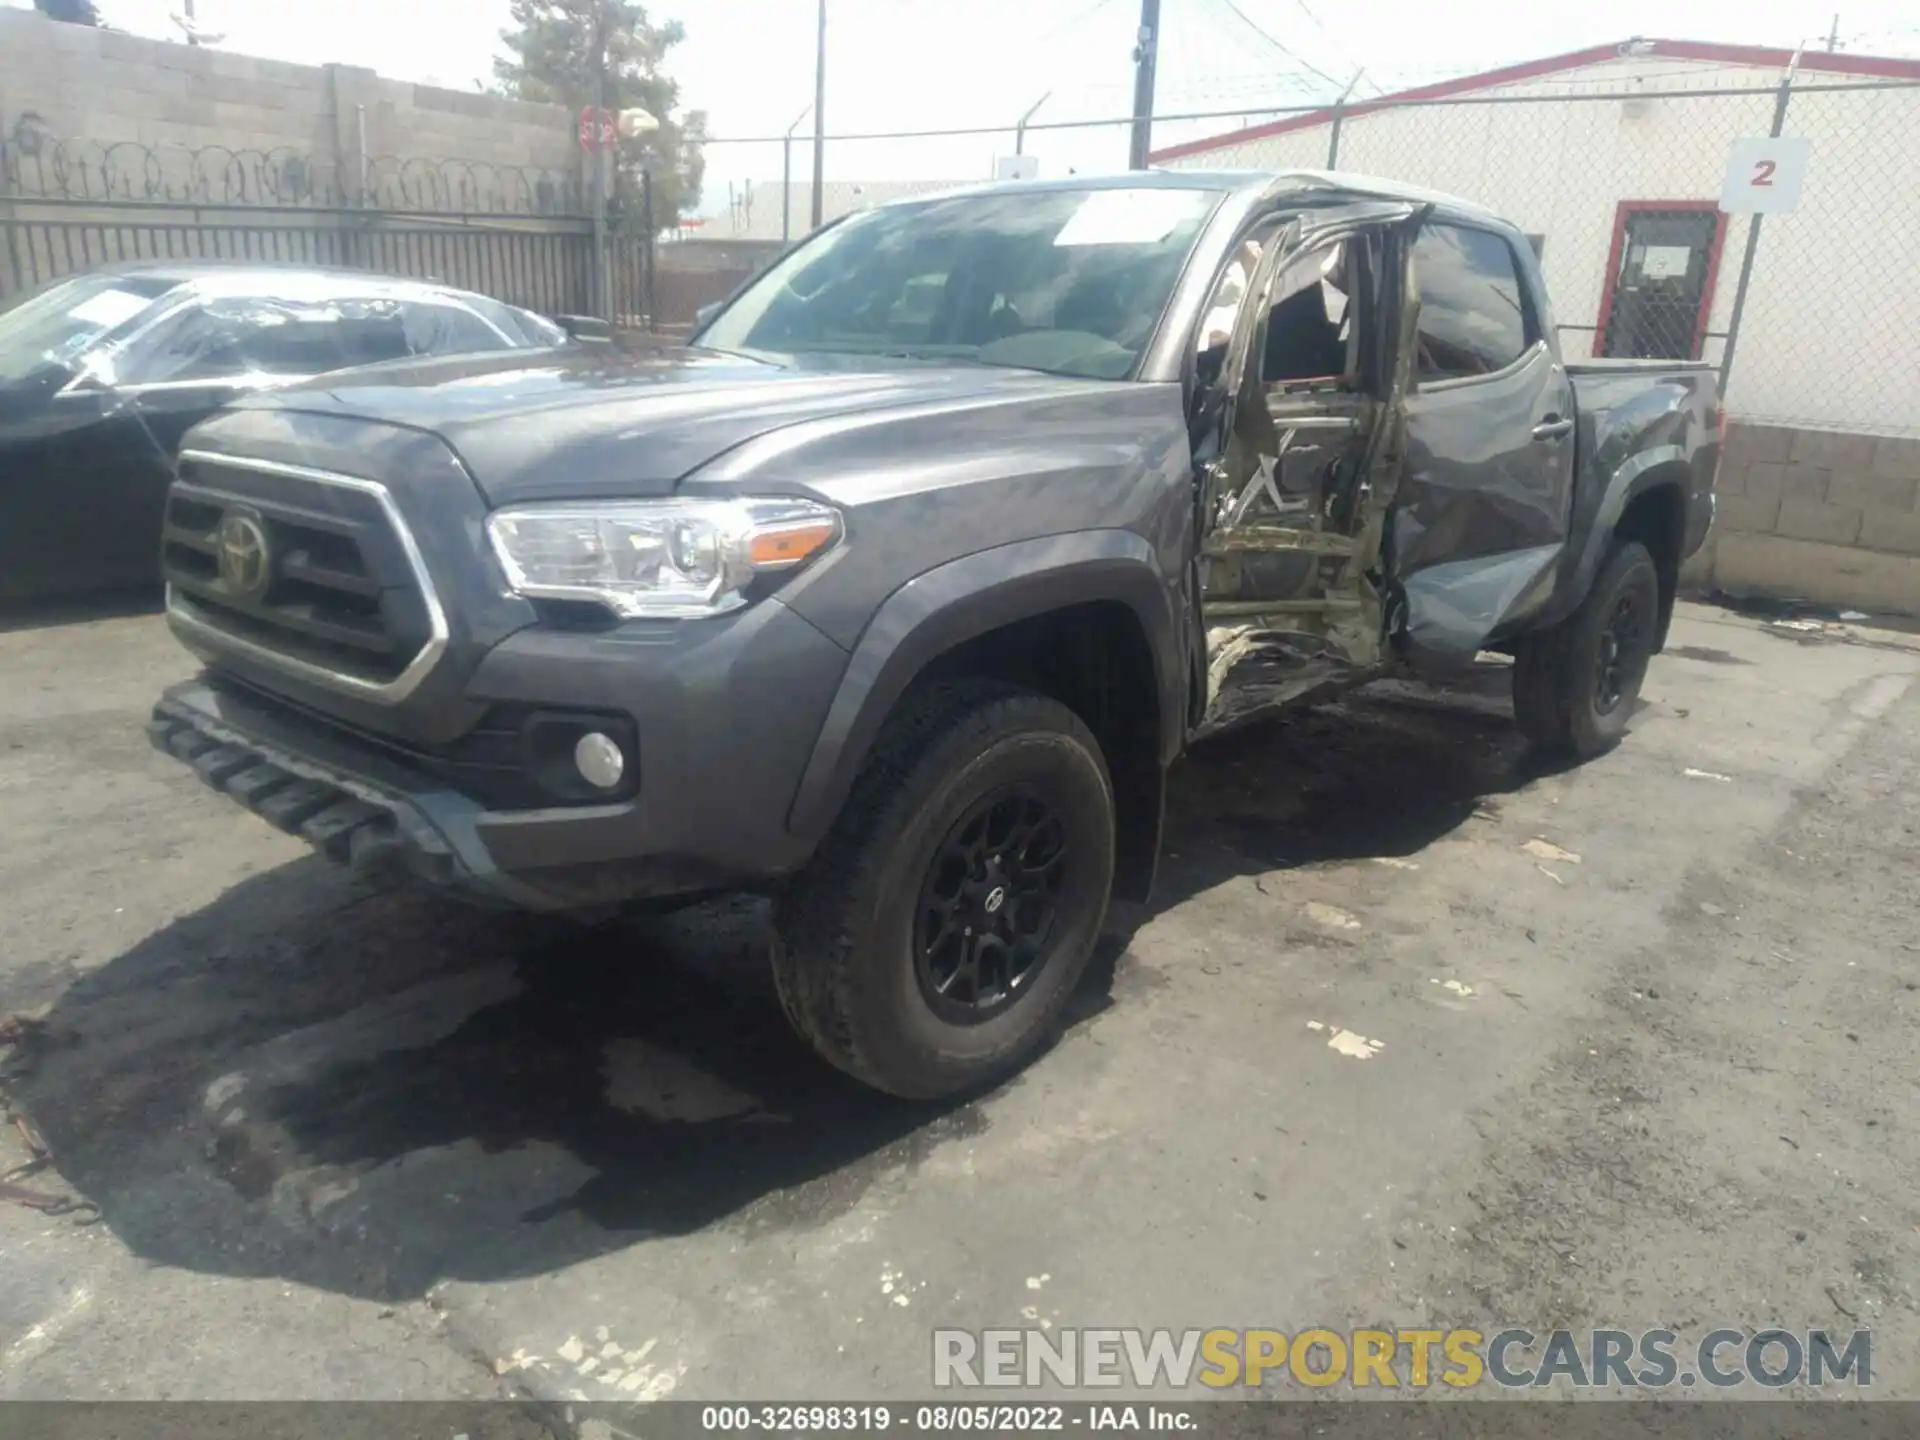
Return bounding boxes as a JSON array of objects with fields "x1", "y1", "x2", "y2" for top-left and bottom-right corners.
[
  {"x1": 1719, "y1": 136, "x2": 1811, "y2": 214},
  {"x1": 578, "y1": 105, "x2": 615, "y2": 152}
]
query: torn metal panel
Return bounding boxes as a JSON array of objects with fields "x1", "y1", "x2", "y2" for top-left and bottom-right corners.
[
  {"x1": 1386, "y1": 227, "x2": 1578, "y2": 665},
  {"x1": 1397, "y1": 544, "x2": 1563, "y2": 660},
  {"x1": 1194, "y1": 203, "x2": 1426, "y2": 737},
  {"x1": 1196, "y1": 207, "x2": 1427, "y2": 735},
  {"x1": 1196, "y1": 624, "x2": 1362, "y2": 738}
]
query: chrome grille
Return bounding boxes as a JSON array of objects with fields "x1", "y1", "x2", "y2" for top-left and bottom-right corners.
[{"x1": 162, "y1": 451, "x2": 448, "y2": 702}]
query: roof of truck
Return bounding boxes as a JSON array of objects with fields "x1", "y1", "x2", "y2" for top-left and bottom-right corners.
[{"x1": 877, "y1": 168, "x2": 1504, "y2": 224}]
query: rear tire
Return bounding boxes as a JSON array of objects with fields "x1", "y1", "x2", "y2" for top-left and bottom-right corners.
[
  {"x1": 772, "y1": 680, "x2": 1115, "y2": 1099},
  {"x1": 1513, "y1": 540, "x2": 1660, "y2": 758}
]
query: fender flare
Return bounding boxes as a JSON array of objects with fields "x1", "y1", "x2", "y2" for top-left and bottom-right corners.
[
  {"x1": 785, "y1": 530, "x2": 1186, "y2": 843},
  {"x1": 1565, "y1": 444, "x2": 1693, "y2": 609}
]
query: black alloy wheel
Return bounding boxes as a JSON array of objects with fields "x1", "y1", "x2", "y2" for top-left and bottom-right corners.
[
  {"x1": 1594, "y1": 586, "x2": 1652, "y2": 716},
  {"x1": 1512, "y1": 538, "x2": 1661, "y2": 758},
  {"x1": 771, "y1": 680, "x2": 1116, "y2": 1099},
  {"x1": 913, "y1": 785, "x2": 1070, "y2": 1022}
]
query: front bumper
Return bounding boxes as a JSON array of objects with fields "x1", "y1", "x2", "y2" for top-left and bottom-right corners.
[
  {"x1": 150, "y1": 684, "x2": 564, "y2": 909},
  {"x1": 149, "y1": 597, "x2": 852, "y2": 911}
]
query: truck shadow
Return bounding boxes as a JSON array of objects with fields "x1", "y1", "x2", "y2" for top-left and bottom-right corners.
[
  {"x1": 1152, "y1": 662, "x2": 1575, "y2": 911},
  {"x1": 7, "y1": 664, "x2": 1571, "y2": 1302}
]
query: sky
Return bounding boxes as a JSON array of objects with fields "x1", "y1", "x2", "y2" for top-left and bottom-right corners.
[{"x1": 33, "y1": 0, "x2": 1920, "y2": 213}]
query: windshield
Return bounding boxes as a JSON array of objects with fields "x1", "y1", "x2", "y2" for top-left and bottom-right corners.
[
  {"x1": 0, "y1": 273, "x2": 176, "y2": 385},
  {"x1": 700, "y1": 186, "x2": 1224, "y2": 380},
  {"x1": 462, "y1": 293, "x2": 568, "y2": 347}
]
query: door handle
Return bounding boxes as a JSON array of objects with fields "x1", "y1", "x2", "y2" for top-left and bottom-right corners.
[{"x1": 1532, "y1": 417, "x2": 1575, "y2": 442}]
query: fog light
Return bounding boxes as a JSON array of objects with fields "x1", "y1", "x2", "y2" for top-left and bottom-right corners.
[{"x1": 573, "y1": 731, "x2": 626, "y2": 790}]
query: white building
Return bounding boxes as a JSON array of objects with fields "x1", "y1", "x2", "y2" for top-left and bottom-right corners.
[
  {"x1": 1154, "y1": 39, "x2": 1920, "y2": 440},
  {"x1": 711, "y1": 179, "x2": 966, "y2": 244}
]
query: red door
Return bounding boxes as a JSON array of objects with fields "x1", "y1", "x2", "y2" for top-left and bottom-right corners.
[{"x1": 1592, "y1": 202, "x2": 1727, "y2": 360}]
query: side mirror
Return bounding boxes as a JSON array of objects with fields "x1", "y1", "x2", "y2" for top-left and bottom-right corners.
[
  {"x1": 693, "y1": 302, "x2": 722, "y2": 332},
  {"x1": 553, "y1": 313, "x2": 613, "y2": 343}
]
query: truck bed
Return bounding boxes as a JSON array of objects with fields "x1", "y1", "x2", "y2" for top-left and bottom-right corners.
[{"x1": 1563, "y1": 358, "x2": 1717, "y2": 376}]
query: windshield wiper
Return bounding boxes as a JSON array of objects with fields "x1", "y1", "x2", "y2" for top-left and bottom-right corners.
[{"x1": 878, "y1": 348, "x2": 985, "y2": 364}]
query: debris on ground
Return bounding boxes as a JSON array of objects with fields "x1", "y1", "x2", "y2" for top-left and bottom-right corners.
[
  {"x1": 1522, "y1": 839, "x2": 1582, "y2": 865},
  {"x1": 1304, "y1": 901, "x2": 1362, "y2": 932},
  {"x1": 1307, "y1": 1020, "x2": 1385, "y2": 1059},
  {"x1": 0, "y1": 1178, "x2": 99, "y2": 1221},
  {"x1": 13, "y1": 1113, "x2": 47, "y2": 1159},
  {"x1": 1683, "y1": 767, "x2": 1734, "y2": 783},
  {"x1": 1430, "y1": 978, "x2": 1476, "y2": 998},
  {"x1": 0, "y1": 1012, "x2": 48, "y2": 1086},
  {"x1": 1755, "y1": 616, "x2": 1920, "y2": 655}
]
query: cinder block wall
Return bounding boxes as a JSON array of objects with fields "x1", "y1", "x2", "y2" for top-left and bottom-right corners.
[
  {"x1": 1687, "y1": 423, "x2": 1920, "y2": 616},
  {"x1": 0, "y1": 9, "x2": 577, "y2": 188}
]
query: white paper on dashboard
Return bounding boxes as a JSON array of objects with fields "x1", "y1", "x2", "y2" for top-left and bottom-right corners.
[
  {"x1": 67, "y1": 289, "x2": 153, "y2": 329},
  {"x1": 1054, "y1": 189, "x2": 1207, "y2": 247}
]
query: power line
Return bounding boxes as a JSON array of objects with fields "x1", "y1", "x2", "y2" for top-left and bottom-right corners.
[
  {"x1": 1041, "y1": 0, "x2": 1122, "y2": 44},
  {"x1": 1282, "y1": 0, "x2": 1375, "y2": 88},
  {"x1": 1206, "y1": 0, "x2": 1346, "y2": 90},
  {"x1": 1288, "y1": 0, "x2": 1333, "y2": 37},
  {"x1": 696, "y1": 74, "x2": 1920, "y2": 147}
]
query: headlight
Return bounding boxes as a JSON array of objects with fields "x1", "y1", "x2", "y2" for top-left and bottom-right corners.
[{"x1": 486, "y1": 497, "x2": 841, "y2": 618}]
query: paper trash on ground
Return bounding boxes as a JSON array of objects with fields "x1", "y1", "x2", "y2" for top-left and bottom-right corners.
[
  {"x1": 1307, "y1": 1020, "x2": 1384, "y2": 1058},
  {"x1": 1521, "y1": 839, "x2": 1581, "y2": 865}
]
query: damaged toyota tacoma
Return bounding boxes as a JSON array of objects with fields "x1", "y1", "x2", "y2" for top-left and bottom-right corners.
[{"x1": 148, "y1": 172, "x2": 1717, "y2": 1097}]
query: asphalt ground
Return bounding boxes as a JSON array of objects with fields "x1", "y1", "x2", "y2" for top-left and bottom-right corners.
[{"x1": 1, "y1": 599, "x2": 1916, "y2": 1419}]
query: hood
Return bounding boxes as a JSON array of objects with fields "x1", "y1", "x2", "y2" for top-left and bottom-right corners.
[{"x1": 232, "y1": 343, "x2": 1091, "y2": 506}]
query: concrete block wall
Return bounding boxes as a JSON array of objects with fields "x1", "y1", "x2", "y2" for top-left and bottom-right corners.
[
  {"x1": 1688, "y1": 422, "x2": 1920, "y2": 616},
  {"x1": 0, "y1": 9, "x2": 578, "y2": 203}
]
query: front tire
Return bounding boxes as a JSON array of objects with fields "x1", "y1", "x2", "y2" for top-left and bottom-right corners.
[
  {"x1": 1513, "y1": 539, "x2": 1660, "y2": 758},
  {"x1": 772, "y1": 680, "x2": 1115, "y2": 1099}
]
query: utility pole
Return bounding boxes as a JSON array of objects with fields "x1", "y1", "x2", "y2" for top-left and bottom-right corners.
[
  {"x1": 1127, "y1": 0, "x2": 1162, "y2": 170},
  {"x1": 1825, "y1": 13, "x2": 1841, "y2": 50},
  {"x1": 810, "y1": 0, "x2": 827, "y2": 230}
]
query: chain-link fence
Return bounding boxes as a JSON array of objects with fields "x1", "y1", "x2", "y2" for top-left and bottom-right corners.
[{"x1": 704, "y1": 72, "x2": 1920, "y2": 440}]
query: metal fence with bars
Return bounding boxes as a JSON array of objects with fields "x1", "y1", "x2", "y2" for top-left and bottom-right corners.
[{"x1": 0, "y1": 140, "x2": 660, "y2": 325}]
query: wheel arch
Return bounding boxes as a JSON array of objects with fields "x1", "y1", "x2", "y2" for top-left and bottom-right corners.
[
  {"x1": 786, "y1": 531, "x2": 1185, "y2": 903},
  {"x1": 1570, "y1": 449, "x2": 1692, "y2": 652}
]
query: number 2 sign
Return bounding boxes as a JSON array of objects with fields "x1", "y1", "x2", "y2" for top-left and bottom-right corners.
[{"x1": 1719, "y1": 136, "x2": 1811, "y2": 214}]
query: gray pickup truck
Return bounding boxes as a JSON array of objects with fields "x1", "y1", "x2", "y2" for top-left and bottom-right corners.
[{"x1": 147, "y1": 171, "x2": 1718, "y2": 1097}]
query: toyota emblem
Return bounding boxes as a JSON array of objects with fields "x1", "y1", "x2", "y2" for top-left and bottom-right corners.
[{"x1": 215, "y1": 510, "x2": 271, "y2": 598}]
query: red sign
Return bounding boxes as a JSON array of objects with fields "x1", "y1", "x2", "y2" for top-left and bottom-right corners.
[{"x1": 578, "y1": 106, "x2": 615, "y2": 151}]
